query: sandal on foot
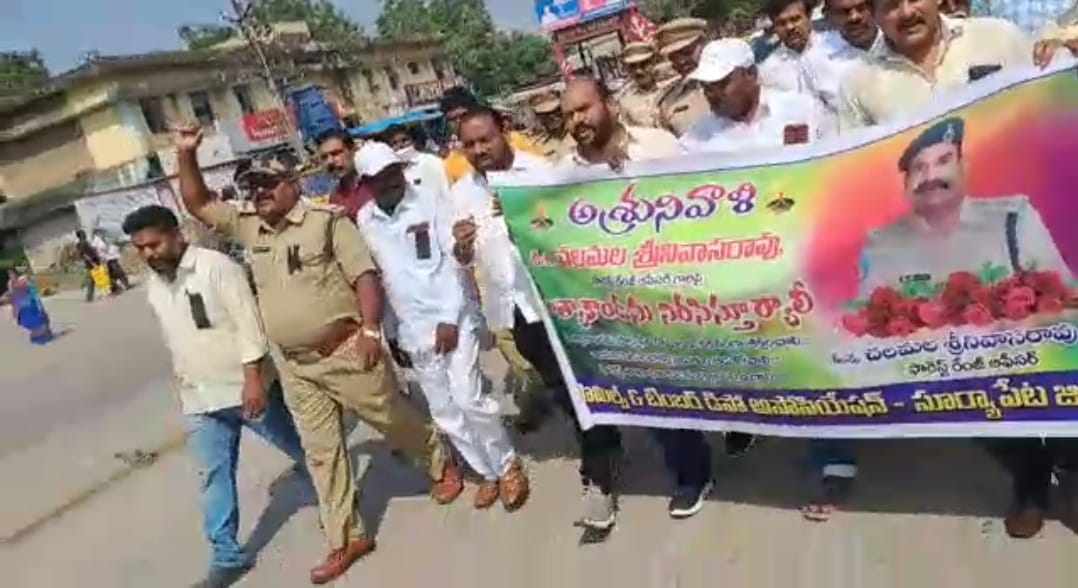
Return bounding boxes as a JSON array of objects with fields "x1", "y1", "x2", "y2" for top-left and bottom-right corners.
[{"x1": 802, "y1": 475, "x2": 853, "y2": 522}]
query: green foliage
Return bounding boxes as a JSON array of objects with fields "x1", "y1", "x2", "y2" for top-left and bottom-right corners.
[
  {"x1": 178, "y1": 0, "x2": 363, "y2": 50},
  {"x1": 376, "y1": 0, "x2": 557, "y2": 97},
  {"x1": 0, "y1": 50, "x2": 49, "y2": 97},
  {"x1": 178, "y1": 25, "x2": 235, "y2": 51}
]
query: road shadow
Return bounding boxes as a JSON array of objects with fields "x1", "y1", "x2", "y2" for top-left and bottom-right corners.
[
  {"x1": 243, "y1": 466, "x2": 318, "y2": 557},
  {"x1": 506, "y1": 408, "x2": 1016, "y2": 520}
]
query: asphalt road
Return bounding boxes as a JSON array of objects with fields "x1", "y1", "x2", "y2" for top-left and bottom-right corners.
[{"x1": 0, "y1": 287, "x2": 171, "y2": 457}]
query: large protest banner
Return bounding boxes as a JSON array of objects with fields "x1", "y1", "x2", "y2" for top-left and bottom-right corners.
[{"x1": 495, "y1": 63, "x2": 1078, "y2": 438}]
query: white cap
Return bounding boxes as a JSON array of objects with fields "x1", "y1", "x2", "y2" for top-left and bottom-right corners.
[
  {"x1": 688, "y1": 39, "x2": 755, "y2": 83},
  {"x1": 354, "y1": 141, "x2": 403, "y2": 178}
]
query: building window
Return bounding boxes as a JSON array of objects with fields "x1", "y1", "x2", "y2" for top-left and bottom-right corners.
[
  {"x1": 233, "y1": 85, "x2": 256, "y2": 114},
  {"x1": 360, "y1": 68, "x2": 378, "y2": 91},
  {"x1": 189, "y1": 91, "x2": 216, "y2": 127},
  {"x1": 139, "y1": 97, "x2": 168, "y2": 134},
  {"x1": 432, "y1": 59, "x2": 446, "y2": 81},
  {"x1": 407, "y1": 61, "x2": 421, "y2": 76},
  {"x1": 384, "y1": 67, "x2": 400, "y2": 91}
]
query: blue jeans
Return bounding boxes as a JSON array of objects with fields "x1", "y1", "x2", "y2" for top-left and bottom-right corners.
[
  {"x1": 652, "y1": 429, "x2": 713, "y2": 491},
  {"x1": 185, "y1": 382, "x2": 306, "y2": 569},
  {"x1": 808, "y1": 439, "x2": 857, "y2": 478}
]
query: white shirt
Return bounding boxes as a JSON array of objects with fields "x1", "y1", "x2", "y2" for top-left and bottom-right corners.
[
  {"x1": 357, "y1": 183, "x2": 472, "y2": 352},
  {"x1": 145, "y1": 246, "x2": 270, "y2": 415},
  {"x1": 90, "y1": 234, "x2": 121, "y2": 261},
  {"x1": 678, "y1": 89, "x2": 827, "y2": 153},
  {"x1": 797, "y1": 29, "x2": 883, "y2": 133},
  {"x1": 401, "y1": 149, "x2": 451, "y2": 198},
  {"x1": 451, "y1": 150, "x2": 548, "y2": 330},
  {"x1": 758, "y1": 34, "x2": 820, "y2": 93}
]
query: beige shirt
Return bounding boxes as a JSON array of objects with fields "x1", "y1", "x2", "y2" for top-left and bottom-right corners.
[
  {"x1": 198, "y1": 199, "x2": 377, "y2": 350},
  {"x1": 564, "y1": 125, "x2": 682, "y2": 167},
  {"x1": 657, "y1": 76, "x2": 711, "y2": 137},
  {"x1": 838, "y1": 16, "x2": 1033, "y2": 130},
  {"x1": 617, "y1": 78, "x2": 674, "y2": 128},
  {"x1": 145, "y1": 246, "x2": 270, "y2": 415},
  {"x1": 859, "y1": 195, "x2": 1070, "y2": 299}
]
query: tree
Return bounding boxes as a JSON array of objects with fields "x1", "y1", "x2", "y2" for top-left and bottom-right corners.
[
  {"x1": 178, "y1": 0, "x2": 363, "y2": 50},
  {"x1": 0, "y1": 51, "x2": 49, "y2": 97},
  {"x1": 178, "y1": 24, "x2": 235, "y2": 51},
  {"x1": 376, "y1": 0, "x2": 557, "y2": 97}
]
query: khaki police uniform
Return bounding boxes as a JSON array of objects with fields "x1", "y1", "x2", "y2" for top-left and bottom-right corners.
[
  {"x1": 655, "y1": 18, "x2": 711, "y2": 136},
  {"x1": 197, "y1": 196, "x2": 446, "y2": 549},
  {"x1": 528, "y1": 92, "x2": 574, "y2": 161},
  {"x1": 859, "y1": 118, "x2": 1070, "y2": 296},
  {"x1": 617, "y1": 41, "x2": 672, "y2": 128}
]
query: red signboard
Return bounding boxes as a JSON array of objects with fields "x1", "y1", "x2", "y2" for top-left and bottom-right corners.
[
  {"x1": 553, "y1": 11, "x2": 628, "y2": 45},
  {"x1": 241, "y1": 109, "x2": 291, "y2": 142}
]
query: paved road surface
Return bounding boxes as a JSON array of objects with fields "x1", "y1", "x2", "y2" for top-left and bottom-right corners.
[{"x1": 4, "y1": 286, "x2": 1078, "y2": 586}]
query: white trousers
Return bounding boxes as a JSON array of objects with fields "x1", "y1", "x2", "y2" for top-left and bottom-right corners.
[{"x1": 409, "y1": 322, "x2": 516, "y2": 480}]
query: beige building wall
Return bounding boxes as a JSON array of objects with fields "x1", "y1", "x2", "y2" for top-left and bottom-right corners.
[{"x1": 0, "y1": 121, "x2": 96, "y2": 200}]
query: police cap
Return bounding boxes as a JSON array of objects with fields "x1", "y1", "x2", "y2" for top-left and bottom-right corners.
[
  {"x1": 898, "y1": 117, "x2": 965, "y2": 172},
  {"x1": 656, "y1": 18, "x2": 708, "y2": 56}
]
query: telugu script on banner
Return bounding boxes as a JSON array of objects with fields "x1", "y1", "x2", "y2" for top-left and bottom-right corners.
[{"x1": 496, "y1": 64, "x2": 1078, "y2": 438}]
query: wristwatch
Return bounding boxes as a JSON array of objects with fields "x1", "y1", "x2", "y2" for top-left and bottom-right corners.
[{"x1": 361, "y1": 327, "x2": 382, "y2": 341}]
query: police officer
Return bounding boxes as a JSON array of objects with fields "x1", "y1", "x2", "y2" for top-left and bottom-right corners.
[
  {"x1": 859, "y1": 117, "x2": 1069, "y2": 295},
  {"x1": 858, "y1": 117, "x2": 1076, "y2": 538},
  {"x1": 171, "y1": 124, "x2": 463, "y2": 585},
  {"x1": 655, "y1": 17, "x2": 712, "y2": 136},
  {"x1": 616, "y1": 41, "x2": 672, "y2": 128},
  {"x1": 526, "y1": 92, "x2": 573, "y2": 161}
]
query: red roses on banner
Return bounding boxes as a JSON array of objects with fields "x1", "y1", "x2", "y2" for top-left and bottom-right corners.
[{"x1": 840, "y1": 270, "x2": 1076, "y2": 338}]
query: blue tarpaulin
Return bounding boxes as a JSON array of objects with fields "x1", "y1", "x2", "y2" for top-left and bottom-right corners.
[{"x1": 347, "y1": 108, "x2": 443, "y2": 137}]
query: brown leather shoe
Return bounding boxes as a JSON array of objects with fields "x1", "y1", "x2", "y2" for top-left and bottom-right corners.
[
  {"x1": 499, "y1": 458, "x2": 530, "y2": 512},
  {"x1": 1004, "y1": 506, "x2": 1045, "y2": 539},
  {"x1": 309, "y1": 536, "x2": 376, "y2": 584},
  {"x1": 430, "y1": 460, "x2": 464, "y2": 505},
  {"x1": 474, "y1": 480, "x2": 500, "y2": 509}
]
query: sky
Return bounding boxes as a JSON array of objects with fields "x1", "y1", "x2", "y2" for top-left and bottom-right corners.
[{"x1": 0, "y1": 0, "x2": 538, "y2": 73}]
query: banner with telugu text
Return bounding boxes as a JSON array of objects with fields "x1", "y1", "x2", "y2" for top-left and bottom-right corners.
[{"x1": 495, "y1": 62, "x2": 1078, "y2": 438}]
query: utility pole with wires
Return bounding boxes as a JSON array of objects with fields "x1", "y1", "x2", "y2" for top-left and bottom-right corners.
[{"x1": 222, "y1": 0, "x2": 307, "y2": 157}]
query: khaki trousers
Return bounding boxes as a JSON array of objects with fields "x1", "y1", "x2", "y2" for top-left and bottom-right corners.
[
  {"x1": 276, "y1": 342, "x2": 445, "y2": 549},
  {"x1": 492, "y1": 329, "x2": 544, "y2": 398}
]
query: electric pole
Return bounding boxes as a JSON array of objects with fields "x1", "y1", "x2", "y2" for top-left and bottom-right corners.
[{"x1": 223, "y1": 0, "x2": 306, "y2": 156}]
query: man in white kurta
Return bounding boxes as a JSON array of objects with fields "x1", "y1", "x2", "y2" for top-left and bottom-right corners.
[{"x1": 354, "y1": 141, "x2": 529, "y2": 512}]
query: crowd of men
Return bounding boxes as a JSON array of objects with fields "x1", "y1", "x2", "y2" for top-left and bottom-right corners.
[{"x1": 118, "y1": 1, "x2": 1078, "y2": 586}]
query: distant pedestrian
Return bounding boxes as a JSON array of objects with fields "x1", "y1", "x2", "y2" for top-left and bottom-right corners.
[
  {"x1": 6, "y1": 268, "x2": 53, "y2": 345},
  {"x1": 75, "y1": 229, "x2": 104, "y2": 302},
  {"x1": 90, "y1": 230, "x2": 130, "y2": 293},
  {"x1": 122, "y1": 204, "x2": 308, "y2": 588}
]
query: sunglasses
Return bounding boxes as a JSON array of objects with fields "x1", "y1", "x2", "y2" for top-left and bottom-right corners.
[{"x1": 237, "y1": 173, "x2": 285, "y2": 193}]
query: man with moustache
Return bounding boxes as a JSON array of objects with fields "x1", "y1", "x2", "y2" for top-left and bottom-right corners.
[
  {"x1": 797, "y1": 0, "x2": 884, "y2": 132},
  {"x1": 859, "y1": 117, "x2": 1068, "y2": 295},
  {"x1": 447, "y1": 105, "x2": 626, "y2": 538},
  {"x1": 616, "y1": 41, "x2": 674, "y2": 128},
  {"x1": 122, "y1": 204, "x2": 307, "y2": 588},
  {"x1": 315, "y1": 129, "x2": 371, "y2": 220},
  {"x1": 560, "y1": 76, "x2": 735, "y2": 524},
  {"x1": 758, "y1": 0, "x2": 824, "y2": 93},
  {"x1": 857, "y1": 118, "x2": 1075, "y2": 538},
  {"x1": 678, "y1": 38, "x2": 827, "y2": 153},
  {"x1": 526, "y1": 92, "x2": 574, "y2": 161},
  {"x1": 172, "y1": 124, "x2": 463, "y2": 584},
  {"x1": 837, "y1": 0, "x2": 1034, "y2": 129},
  {"x1": 440, "y1": 86, "x2": 542, "y2": 185},
  {"x1": 655, "y1": 17, "x2": 712, "y2": 136}
]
